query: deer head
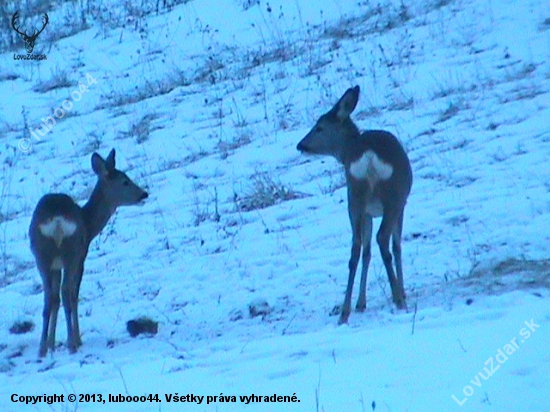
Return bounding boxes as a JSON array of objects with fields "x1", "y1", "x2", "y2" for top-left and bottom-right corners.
[{"x1": 12, "y1": 11, "x2": 49, "y2": 54}]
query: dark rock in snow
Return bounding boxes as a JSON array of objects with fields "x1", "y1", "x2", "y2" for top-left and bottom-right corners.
[
  {"x1": 249, "y1": 299, "x2": 271, "y2": 318},
  {"x1": 127, "y1": 317, "x2": 158, "y2": 337}
]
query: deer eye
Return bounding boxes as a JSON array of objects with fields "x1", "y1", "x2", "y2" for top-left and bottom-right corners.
[
  {"x1": 123, "y1": 180, "x2": 129, "y2": 186},
  {"x1": 315, "y1": 126, "x2": 324, "y2": 132}
]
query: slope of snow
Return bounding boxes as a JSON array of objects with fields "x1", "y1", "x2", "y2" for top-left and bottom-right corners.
[{"x1": 1, "y1": 0, "x2": 549, "y2": 410}]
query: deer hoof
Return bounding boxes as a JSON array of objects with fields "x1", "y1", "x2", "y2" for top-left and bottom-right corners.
[
  {"x1": 338, "y1": 309, "x2": 350, "y2": 325},
  {"x1": 338, "y1": 315, "x2": 349, "y2": 325},
  {"x1": 394, "y1": 299, "x2": 407, "y2": 311}
]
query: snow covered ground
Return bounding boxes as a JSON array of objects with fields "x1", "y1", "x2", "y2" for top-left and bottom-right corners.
[{"x1": 1, "y1": 0, "x2": 549, "y2": 410}]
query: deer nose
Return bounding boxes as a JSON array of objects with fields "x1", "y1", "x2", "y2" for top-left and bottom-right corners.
[
  {"x1": 297, "y1": 142, "x2": 306, "y2": 152},
  {"x1": 140, "y1": 192, "x2": 149, "y2": 201}
]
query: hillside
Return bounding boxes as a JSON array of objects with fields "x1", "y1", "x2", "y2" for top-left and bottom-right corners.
[{"x1": 1, "y1": 0, "x2": 549, "y2": 411}]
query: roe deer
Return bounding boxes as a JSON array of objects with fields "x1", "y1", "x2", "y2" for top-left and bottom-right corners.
[
  {"x1": 29, "y1": 149, "x2": 148, "y2": 357},
  {"x1": 296, "y1": 86, "x2": 413, "y2": 324}
]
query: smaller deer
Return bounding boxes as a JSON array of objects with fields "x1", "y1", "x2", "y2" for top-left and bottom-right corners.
[
  {"x1": 297, "y1": 86, "x2": 413, "y2": 324},
  {"x1": 29, "y1": 149, "x2": 148, "y2": 357}
]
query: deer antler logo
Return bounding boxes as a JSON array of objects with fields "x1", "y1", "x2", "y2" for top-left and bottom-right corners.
[{"x1": 12, "y1": 11, "x2": 49, "y2": 54}]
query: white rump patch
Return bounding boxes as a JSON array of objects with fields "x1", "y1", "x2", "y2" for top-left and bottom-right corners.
[
  {"x1": 39, "y1": 216, "x2": 77, "y2": 248},
  {"x1": 349, "y1": 150, "x2": 393, "y2": 188}
]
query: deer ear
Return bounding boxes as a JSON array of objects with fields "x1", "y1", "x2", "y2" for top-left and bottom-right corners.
[
  {"x1": 91, "y1": 153, "x2": 108, "y2": 178},
  {"x1": 334, "y1": 86, "x2": 360, "y2": 121},
  {"x1": 105, "y1": 149, "x2": 116, "y2": 171}
]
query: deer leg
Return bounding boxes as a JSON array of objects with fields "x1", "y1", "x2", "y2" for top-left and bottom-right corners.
[
  {"x1": 38, "y1": 266, "x2": 53, "y2": 357},
  {"x1": 339, "y1": 216, "x2": 362, "y2": 324},
  {"x1": 392, "y1": 210, "x2": 406, "y2": 301},
  {"x1": 377, "y1": 212, "x2": 406, "y2": 309},
  {"x1": 72, "y1": 261, "x2": 85, "y2": 348},
  {"x1": 39, "y1": 274, "x2": 51, "y2": 357},
  {"x1": 40, "y1": 267, "x2": 61, "y2": 357},
  {"x1": 61, "y1": 263, "x2": 80, "y2": 354},
  {"x1": 356, "y1": 215, "x2": 373, "y2": 312},
  {"x1": 340, "y1": 238, "x2": 361, "y2": 324},
  {"x1": 48, "y1": 270, "x2": 62, "y2": 353},
  {"x1": 61, "y1": 279, "x2": 73, "y2": 353}
]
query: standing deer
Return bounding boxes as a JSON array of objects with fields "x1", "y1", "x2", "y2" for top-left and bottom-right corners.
[
  {"x1": 29, "y1": 149, "x2": 148, "y2": 357},
  {"x1": 296, "y1": 86, "x2": 413, "y2": 324}
]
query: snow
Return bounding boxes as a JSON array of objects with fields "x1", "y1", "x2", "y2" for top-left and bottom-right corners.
[{"x1": 1, "y1": 0, "x2": 549, "y2": 410}]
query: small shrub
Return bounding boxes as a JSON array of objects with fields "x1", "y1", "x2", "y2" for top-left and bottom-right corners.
[
  {"x1": 9, "y1": 320, "x2": 34, "y2": 334},
  {"x1": 119, "y1": 113, "x2": 161, "y2": 143},
  {"x1": 236, "y1": 172, "x2": 300, "y2": 212},
  {"x1": 191, "y1": 184, "x2": 220, "y2": 227},
  {"x1": 32, "y1": 67, "x2": 72, "y2": 93},
  {"x1": 217, "y1": 131, "x2": 252, "y2": 158},
  {"x1": 437, "y1": 101, "x2": 461, "y2": 123}
]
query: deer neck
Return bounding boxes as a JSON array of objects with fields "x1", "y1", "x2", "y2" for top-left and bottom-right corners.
[
  {"x1": 82, "y1": 184, "x2": 116, "y2": 243},
  {"x1": 339, "y1": 122, "x2": 361, "y2": 165}
]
